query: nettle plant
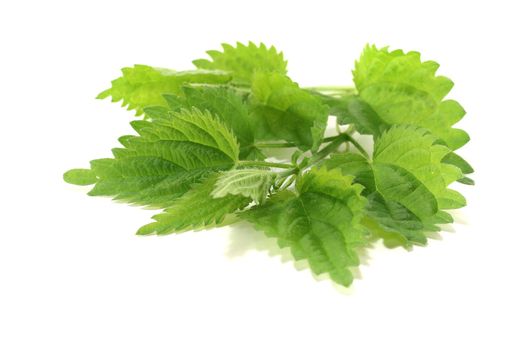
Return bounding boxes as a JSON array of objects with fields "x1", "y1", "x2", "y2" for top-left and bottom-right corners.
[{"x1": 64, "y1": 42, "x2": 473, "y2": 287}]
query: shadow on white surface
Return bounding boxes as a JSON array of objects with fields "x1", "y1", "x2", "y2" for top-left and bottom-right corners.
[{"x1": 225, "y1": 221, "x2": 372, "y2": 294}]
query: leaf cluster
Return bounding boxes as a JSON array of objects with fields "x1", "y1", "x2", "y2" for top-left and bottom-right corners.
[{"x1": 65, "y1": 42, "x2": 473, "y2": 286}]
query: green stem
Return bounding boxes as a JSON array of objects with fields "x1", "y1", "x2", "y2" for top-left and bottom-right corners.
[
  {"x1": 322, "y1": 135, "x2": 340, "y2": 143},
  {"x1": 255, "y1": 136, "x2": 345, "y2": 149},
  {"x1": 305, "y1": 85, "x2": 356, "y2": 93},
  {"x1": 238, "y1": 160, "x2": 294, "y2": 169},
  {"x1": 347, "y1": 135, "x2": 369, "y2": 159},
  {"x1": 254, "y1": 142, "x2": 297, "y2": 148},
  {"x1": 308, "y1": 134, "x2": 349, "y2": 167},
  {"x1": 276, "y1": 167, "x2": 299, "y2": 179}
]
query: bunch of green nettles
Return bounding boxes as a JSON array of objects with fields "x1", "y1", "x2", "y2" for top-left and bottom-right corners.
[{"x1": 64, "y1": 42, "x2": 473, "y2": 286}]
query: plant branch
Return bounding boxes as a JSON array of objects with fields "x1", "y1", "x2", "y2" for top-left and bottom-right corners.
[
  {"x1": 255, "y1": 136, "x2": 347, "y2": 149},
  {"x1": 308, "y1": 134, "x2": 349, "y2": 167},
  {"x1": 305, "y1": 85, "x2": 356, "y2": 94},
  {"x1": 347, "y1": 135, "x2": 369, "y2": 159},
  {"x1": 238, "y1": 160, "x2": 294, "y2": 169},
  {"x1": 254, "y1": 142, "x2": 297, "y2": 148}
]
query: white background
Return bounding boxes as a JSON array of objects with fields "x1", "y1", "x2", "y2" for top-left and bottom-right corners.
[{"x1": 1, "y1": 0, "x2": 524, "y2": 349}]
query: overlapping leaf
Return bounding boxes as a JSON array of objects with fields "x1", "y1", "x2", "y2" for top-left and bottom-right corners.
[
  {"x1": 65, "y1": 41, "x2": 474, "y2": 287},
  {"x1": 193, "y1": 42, "x2": 287, "y2": 84},
  {"x1": 64, "y1": 108, "x2": 239, "y2": 208},
  {"x1": 138, "y1": 173, "x2": 251, "y2": 235},
  {"x1": 323, "y1": 125, "x2": 465, "y2": 246},
  {"x1": 163, "y1": 86, "x2": 263, "y2": 160},
  {"x1": 250, "y1": 72, "x2": 329, "y2": 151},
  {"x1": 241, "y1": 168, "x2": 367, "y2": 286},
  {"x1": 97, "y1": 65, "x2": 231, "y2": 115},
  {"x1": 350, "y1": 45, "x2": 469, "y2": 151}
]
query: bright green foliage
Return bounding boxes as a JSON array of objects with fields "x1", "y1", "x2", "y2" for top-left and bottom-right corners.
[
  {"x1": 163, "y1": 86, "x2": 263, "y2": 160},
  {"x1": 193, "y1": 42, "x2": 287, "y2": 84},
  {"x1": 63, "y1": 168, "x2": 97, "y2": 185},
  {"x1": 212, "y1": 168, "x2": 276, "y2": 204},
  {"x1": 374, "y1": 125, "x2": 465, "y2": 209},
  {"x1": 241, "y1": 168, "x2": 367, "y2": 286},
  {"x1": 97, "y1": 65, "x2": 231, "y2": 115},
  {"x1": 347, "y1": 45, "x2": 469, "y2": 151},
  {"x1": 65, "y1": 42, "x2": 473, "y2": 287},
  {"x1": 64, "y1": 108, "x2": 240, "y2": 208},
  {"x1": 138, "y1": 173, "x2": 251, "y2": 235},
  {"x1": 323, "y1": 125, "x2": 465, "y2": 246},
  {"x1": 250, "y1": 72, "x2": 329, "y2": 151}
]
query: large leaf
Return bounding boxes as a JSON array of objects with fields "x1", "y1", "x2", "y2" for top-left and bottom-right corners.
[
  {"x1": 374, "y1": 125, "x2": 465, "y2": 210},
  {"x1": 241, "y1": 167, "x2": 367, "y2": 287},
  {"x1": 193, "y1": 42, "x2": 287, "y2": 85},
  {"x1": 323, "y1": 125, "x2": 465, "y2": 246},
  {"x1": 97, "y1": 65, "x2": 231, "y2": 115},
  {"x1": 163, "y1": 86, "x2": 263, "y2": 160},
  {"x1": 250, "y1": 72, "x2": 329, "y2": 151},
  {"x1": 138, "y1": 173, "x2": 251, "y2": 235},
  {"x1": 352, "y1": 45, "x2": 469, "y2": 150},
  {"x1": 64, "y1": 108, "x2": 239, "y2": 208}
]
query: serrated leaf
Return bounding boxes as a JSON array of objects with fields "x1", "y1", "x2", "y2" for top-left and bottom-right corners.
[
  {"x1": 65, "y1": 108, "x2": 239, "y2": 208},
  {"x1": 212, "y1": 168, "x2": 276, "y2": 204},
  {"x1": 241, "y1": 167, "x2": 367, "y2": 287},
  {"x1": 163, "y1": 86, "x2": 263, "y2": 160},
  {"x1": 365, "y1": 192, "x2": 427, "y2": 246},
  {"x1": 323, "y1": 125, "x2": 465, "y2": 246},
  {"x1": 250, "y1": 72, "x2": 329, "y2": 151},
  {"x1": 374, "y1": 125, "x2": 465, "y2": 210},
  {"x1": 353, "y1": 45, "x2": 469, "y2": 150},
  {"x1": 97, "y1": 65, "x2": 231, "y2": 115},
  {"x1": 138, "y1": 173, "x2": 250, "y2": 235},
  {"x1": 193, "y1": 42, "x2": 287, "y2": 84}
]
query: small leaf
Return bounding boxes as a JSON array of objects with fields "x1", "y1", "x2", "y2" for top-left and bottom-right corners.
[
  {"x1": 212, "y1": 168, "x2": 276, "y2": 203},
  {"x1": 193, "y1": 42, "x2": 287, "y2": 84}
]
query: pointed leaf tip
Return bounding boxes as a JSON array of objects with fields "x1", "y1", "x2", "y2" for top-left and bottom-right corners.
[{"x1": 63, "y1": 169, "x2": 97, "y2": 186}]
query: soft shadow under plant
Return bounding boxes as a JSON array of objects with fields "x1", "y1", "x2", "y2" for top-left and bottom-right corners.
[{"x1": 64, "y1": 42, "x2": 473, "y2": 286}]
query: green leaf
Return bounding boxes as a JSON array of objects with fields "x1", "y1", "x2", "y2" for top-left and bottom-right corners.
[
  {"x1": 63, "y1": 169, "x2": 97, "y2": 185},
  {"x1": 212, "y1": 168, "x2": 276, "y2": 204},
  {"x1": 163, "y1": 86, "x2": 263, "y2": 160},
  {"x1": 353, "y1": 45, "x2": 469, "y2": 150},
  {"x1": 374, "y1": 125, "x2": 465, "y2": 210},
  {"x1": 250, "y1": 72, "x2": 329, "y2": 151},
  {"x1": 138, "y1": 173, "x2": 250, "y2": 235},
  {"x1": 364, "y1": 192, "x2": 427, "y2": 246},
  {"x1": 66, "y1": 108, "x2": 239, "y2": 208},
  {"x1": 97, "y1": 65, "x2": 231, "y2": 115},
  {"x1": 65, "y1": 41, "x2": 474, "y2": 287},
  {"x1": 315, "y1": 92, "x2": 388, "y2": 136},
  {"x1": 323, "y1": 125, "x2": 465, "y2": 246},
  {"x1": 193, "y1": 42, "x2": 287, "y2": 84},
  {"x1": 241, "y1": 167, "x2": 367, "y2": 287},
  {"x1": 318, "y1": 153, "x2": 375, "y2": 194},
  {"x1": 442, "y1": 151, "x2": 474, "y2": 174}
]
